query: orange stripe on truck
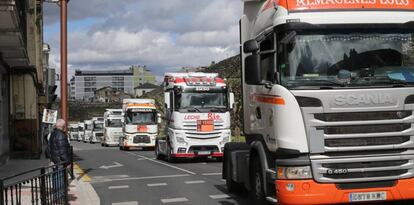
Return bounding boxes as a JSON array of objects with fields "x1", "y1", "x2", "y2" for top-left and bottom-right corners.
[
  {"x1": 276, "y1": 178, "x2": 414, "y2": 205},
  {"x1": 255, "y1": 95, "x2": 285, "y2": 105}
]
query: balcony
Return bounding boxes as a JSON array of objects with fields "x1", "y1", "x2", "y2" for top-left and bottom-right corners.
[{"x1": 0, "y1": 0, "x2": 29, "y2": 67}]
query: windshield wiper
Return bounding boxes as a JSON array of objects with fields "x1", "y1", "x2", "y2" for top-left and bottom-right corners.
[
  {"x1": 209, "y1": 107, "x2": 228, "y2": 112},
  {"x1": 288, "y1": 79, "x2": 346, "y2": 88},
  {"x1": 186, "y1": 107, "x2": 202, "y2": 113}
]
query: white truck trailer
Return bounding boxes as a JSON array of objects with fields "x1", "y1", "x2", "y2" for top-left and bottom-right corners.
[
  {"x1": 223, "y1": 1, "x2": 414, "y2": 204},
  {"x1": 83, "y1": 120, "x2": 93, "y2": 143},
  {"x1": 119, "y1": 99, "x2": 160, "y2": 151},
  {"x1": 90, "y1": 117, "x2": 104, "y2": 144},
  {"x1": 155, "y1": 72, "x2": 234, "y2": 162},
  {"x1": 103, "y1": 109, "x2": 124, "y2": 147}
]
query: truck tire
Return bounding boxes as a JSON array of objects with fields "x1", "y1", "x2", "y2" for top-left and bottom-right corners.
[
  {"x1": 223, "y1": 143, "x2": 249, "y2": 193},
  {"x1": 155, "y1": 141, "x2": 163, "y2": 160},
  {"x1": 166, "y1": 143, "x2": 175, "y2": 163},
  {"x1": 249, "y1": 156, "x2": 267, "y2": 205}
]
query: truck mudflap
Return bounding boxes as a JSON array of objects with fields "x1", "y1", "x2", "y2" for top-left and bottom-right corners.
[
  {"x1": 275, "y1": 178, "x2": 414, "y2": 205},
  {"x1": 171, "y1": 152, "x2": 223, "y2": 158}
]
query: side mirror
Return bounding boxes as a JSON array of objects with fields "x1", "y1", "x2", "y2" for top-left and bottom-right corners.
[
  {"x1": 164, "y1": 92, "x2": 171, "y2": 109},
  {"x1": 157, "y1": 113, "x2": 162, "y2": 124},
  {"x1": 243, "y1": 39, "x2": 259, "y2": 53},
  {"x1": 229, "y1": 93, "x2": 235, "y2": 109},
  {"x1": 245, "y1": 54, "x2": 261, "y2": 84}
]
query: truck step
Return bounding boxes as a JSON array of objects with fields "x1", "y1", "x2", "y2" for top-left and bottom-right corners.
[{"x1": 266, "y1": 196, "x2": 278, "y2": 203}]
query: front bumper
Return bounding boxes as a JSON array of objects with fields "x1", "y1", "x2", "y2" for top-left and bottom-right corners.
[
  {"x1": 122, "y1": 134, "x2": 156, "y2": 148},
  {"x1": 171, "y1": 152, "x2": 223, "y2": 158},
  {"x1": 276, "y1": 178, "x2": 414, "y2": 205}
]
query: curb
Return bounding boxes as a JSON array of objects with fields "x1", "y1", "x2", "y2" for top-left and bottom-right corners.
[{"x1": 71, "y1": 163, "x2": 100, "y2": 205}]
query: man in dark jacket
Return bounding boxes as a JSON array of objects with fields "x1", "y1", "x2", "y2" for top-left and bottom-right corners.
[
  {"x1": 49, "y1": 119, "x2": 70, "y2": 201},
  {"x1": 50, "y1": 119, "x2": 71, "y2": 165}
]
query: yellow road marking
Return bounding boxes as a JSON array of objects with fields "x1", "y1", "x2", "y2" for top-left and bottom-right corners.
[{"x1": 73, "y1": 163, "x2": 91, "y2": 182}]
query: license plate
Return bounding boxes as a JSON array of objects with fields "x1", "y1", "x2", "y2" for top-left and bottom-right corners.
[
  {"x1": 197, "y1": 151, "x2": 211, "y2": 155},
  {"x1": 349, "y1": 192, "x2": 386, "y2": 202}
]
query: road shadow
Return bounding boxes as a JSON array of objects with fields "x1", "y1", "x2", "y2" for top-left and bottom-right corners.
[{"x1": 214, "y1": 184, "x2": 250, "y2": 205}]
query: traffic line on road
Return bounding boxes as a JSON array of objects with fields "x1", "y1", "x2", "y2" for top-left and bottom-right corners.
[
  {"x1": 112, "y1": 201, "x2": 138, "y2": 205},
  {"x1": 127, "y1": 152, "x2": 196, "y2": 175},
  {"x1": 209, "y1": 194, "x2": 231, "y2": 199},
  {"x1": 184, "y1": 180, "x2": 205, "y2": 184},
  {"x1": 108, "y1": 185, "x2": 130, "y2": 190},
  {"x1": 73, "y1": 163, "x2": 91, "y2": 182},
  {"x1": 147, "y1": 183, "x2": 168, "y2": 187},
  {"x1": 160, "y1": 197, "x2": 188, "y2": 203},
  {"x1": 91, "y1": 174, "x2": 190, "y2": 183},
  {"x1": 201, "y1": 172, "x2": 221, "y2": 176}
]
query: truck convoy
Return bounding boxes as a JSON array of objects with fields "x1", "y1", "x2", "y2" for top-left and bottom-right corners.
[
  {"x1": 83, "y1": 120, "x2": 93, "y2": 143},
  {"x1": 223, "y1": 0, "x2": 414, "y2": 204},
  {"x1": 90, "y1": 117, "x2": 104, "y2": 144},
  {"x1": 119, "y1": 99, "x2": 160, "y2": 150},
  {"x1": 77, "y1": 122, "x2": 85, "y2": 142},
  {"x1": 155, "y1": 72, "x2": 234, "y2": 162},
  {"x1": 103, "y1": 109, "x2": 124, "y2": 147}
]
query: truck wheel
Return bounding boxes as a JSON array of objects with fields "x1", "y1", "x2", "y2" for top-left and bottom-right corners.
[
  {"x1": 166, "y1": 143, "x2": 175, "y2": 163},
  {"x1": 155, "y1": 142, "x2": 163, "y2": 160},
  {"x1": 250, "y1": 157, "x2": 267, "y2": 205}
]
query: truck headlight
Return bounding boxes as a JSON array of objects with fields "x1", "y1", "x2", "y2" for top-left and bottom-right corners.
[
  {"x1": 277, "y1": 166, "x2": 312, "y2": 180},
  {"x1": 220, "y1": 136, "x2": 230, "y2": 145},
  {"x1": 176, "y1": 136, "x2": 186, "y2": 144}
]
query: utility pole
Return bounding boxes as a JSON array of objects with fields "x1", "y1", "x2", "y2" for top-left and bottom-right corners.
[{"x1": 60, "y1": 0, "x2": 68, "y2": 131}]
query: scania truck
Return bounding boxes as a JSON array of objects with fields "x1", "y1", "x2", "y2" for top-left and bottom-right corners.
[
  {"x1": 90, "y1": 117, "x2": 104, "y2": 144},
  {"x1": 155, "y1": 72, "x2": 234, "y2": 162},
  {"x1": 223, "y1": 1, "x2": 414, "y2": 204},
  {"x1": 119, "y1": 99, "x2": 160, "y2": 151},
  {"x1": 103, "y1": 109, "x2": 124, "y2": 147}
]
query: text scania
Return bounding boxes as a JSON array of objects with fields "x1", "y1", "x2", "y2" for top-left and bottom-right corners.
[
  {"x1": 296, "y1": 0, "x2": 410, "y2": 7},
  {"x1": 334, "y1": 94, "x2": 393, "y2": 106}
]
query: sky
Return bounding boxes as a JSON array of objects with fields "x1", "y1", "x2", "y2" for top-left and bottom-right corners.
[{"x1": 43, "y1": 0, "x2": 243, "y2": 82}]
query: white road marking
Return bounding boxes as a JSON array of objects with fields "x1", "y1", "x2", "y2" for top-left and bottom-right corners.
[
  {"x1": 108, "y1": 185, "x2": 129, "y2": 190},
  {"x1": 91, "y1": 174, "x2": 190, "y2": 183},
  {"x1": 184, "y1": 180, "x2": 205, "y2": 184},
  {"x1": 128, "y1": 152, "x2": 196, "y2": 175},
  {"x1": 100, "y1": 162, "x2": 123, "y2": 169},
  {"x1": 202, "y1": 173, "x2": 221, "y2": 176},
  {"x1": 200, "y1": 162, "x2": 207, "y2": 165},
  {"x1": 147, "y1": 183, "x2": 168, "y2": 187},
  {"x1": 209, "y1": 194, "x2": 231, "y2": 199},
  {"x1": 112, "y1": 201, "x2": 138, "y2": 205},
  {"x1": 161, "y1": 197, "x2": 188, "y2": 203},
  {"x1": 94, "y1": 175, "x2": 129, "y2": 179}
]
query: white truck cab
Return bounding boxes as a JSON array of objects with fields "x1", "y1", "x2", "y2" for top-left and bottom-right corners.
[
  {"x1": 90, "y1": 117, "x2": 104, "y2": 144},
  {"x1": 119, "y1": 99, "x2": 161, "y2": 151},
  {"x1": 83, "y1": 120, "x2": 93, "y2": 143},
  {"x1": 103, "y1": 109, "x2": 124, "y2": 147},
  {"x1": 223, "y1": 1, "x2": 414, "y2": 204},
  {"x1": 77, "y1": 122, "x2": 85, "y2": 142},
  {"x1": 156, "y1": 72, "x2": 234, "y2": 162},
  {"x1": 69, "y1": 124, "x2": 79, "y2": 141}
]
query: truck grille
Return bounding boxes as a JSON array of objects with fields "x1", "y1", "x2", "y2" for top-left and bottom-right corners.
[
  {"x1": 96, "y1": 133, "x2": 103, "y2": 137},
  {"x1": 182, "y1": 121, "x2": 225, "y2": 131},
  {"x1": 312, "y1": 156, "x2": 414, "y2": 183},
  {"x1": 304, "y1": 109, "x2": 414, "y2": 183},
  {"x1": 188, "y1": 145, "x2": 219, "y2": 153},
  {"x1": 133, "y1": 135, "x2": 150, "y2": 143}
]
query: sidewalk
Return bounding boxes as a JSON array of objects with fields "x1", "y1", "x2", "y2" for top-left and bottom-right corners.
[{"x1": 0, "y1": 159, "x2": 100, "y2": 205}]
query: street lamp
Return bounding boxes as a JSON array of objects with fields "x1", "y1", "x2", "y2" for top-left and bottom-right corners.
[{"x1": 43, "y1": 0, "x2": 69, "y2": 131}]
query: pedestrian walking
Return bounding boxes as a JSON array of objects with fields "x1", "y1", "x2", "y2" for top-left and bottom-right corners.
[{"x1": 49, "y1": 119, "x2": 71, "y2": 202}]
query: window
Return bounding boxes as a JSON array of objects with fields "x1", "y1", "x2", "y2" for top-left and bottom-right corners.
[{"x1": 260, "y1": 33, "x2": 276, "y2": 82}]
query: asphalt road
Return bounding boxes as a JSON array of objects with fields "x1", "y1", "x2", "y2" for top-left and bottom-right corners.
[{"x1": 71, "y1": 141, "x2": 249, "y2": 205}]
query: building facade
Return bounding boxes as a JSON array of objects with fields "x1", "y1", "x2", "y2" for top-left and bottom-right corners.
[
  {"x1": 134, "y1": 83, "x2": 159, "y2": 97},
  {"x1": 73, "y1": 66, "x2": 156, "y2": 101},
  {"x1": 0, "y1": 0, "x2": 45, "y2": 162}
]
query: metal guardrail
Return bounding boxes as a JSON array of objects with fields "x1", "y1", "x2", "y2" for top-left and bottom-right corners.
[{"x1": 0, "y1": 147, "x2": 74, "y2": 205}]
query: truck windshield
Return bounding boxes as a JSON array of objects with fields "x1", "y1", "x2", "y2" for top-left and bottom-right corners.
[
  {"x1": 79, "y1": 126, "x2": 84, "y2": 131},
  {"x1": 278, "y1": 31, "x2": 414, "y2": 89},
  {"x1": 71, "y1": 128, "x2": 79, "y2": 132},
  {"x1": 107, "y1": 119, "x2": 122, "y2": 127},
  {"x1": 86, "y1": 124, "x2": 93, "y2": 131},
  {"x1": 94, "y1": 123, "x2": 104, "y2": 131},
  {"x1": 126, "y1": 111, "x2": 156, "y2": 125},
  {"x1": 175, "y1": 92, "x2": 228, "y2": 111}
]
